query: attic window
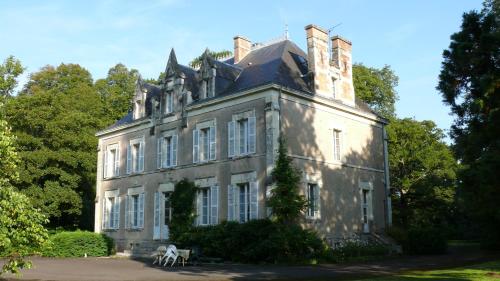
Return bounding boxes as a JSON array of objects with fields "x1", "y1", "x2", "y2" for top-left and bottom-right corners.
[{"x1": 134, "y1": 100, "x2": 143, "y2": 119}]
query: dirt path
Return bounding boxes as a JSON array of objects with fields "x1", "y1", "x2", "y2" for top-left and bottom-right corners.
[{"x1": 1, "y1": 251, "x2": 498, "y2": 281}]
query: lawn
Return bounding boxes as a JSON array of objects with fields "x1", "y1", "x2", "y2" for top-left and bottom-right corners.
[{"x1": 355, "y1": 260, "x2": 500, "y2": 280}]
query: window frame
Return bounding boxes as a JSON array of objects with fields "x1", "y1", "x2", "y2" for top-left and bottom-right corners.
[
  {"x1": 104, "y1": 143, "x2": 120, "y2": 179},
  {"x1": 127, "y1": 137, "x2": 145, "y2": 174}
]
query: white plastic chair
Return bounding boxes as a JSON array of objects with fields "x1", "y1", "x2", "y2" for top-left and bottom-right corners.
[
  {"x1": 162, "y1": 244, "x2": 178, "y2": 267},
  {"x1": 152, "y1": 245, "x2": 167, "y2": 265}
]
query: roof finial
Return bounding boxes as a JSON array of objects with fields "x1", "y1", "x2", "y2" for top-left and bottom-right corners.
[{"x1": 284, "y1": 23, "x2": 289, "y2": 40}]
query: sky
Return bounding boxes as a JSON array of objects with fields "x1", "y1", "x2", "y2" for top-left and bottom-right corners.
[{"x1": 0, "y1": 0, "x2": 483, "y2": 139}]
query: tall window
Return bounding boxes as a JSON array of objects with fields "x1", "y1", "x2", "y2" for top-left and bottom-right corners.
[
  {"x1": 158, "y1": 134, "x2": 177, "y2": 168},
  {"x1": 307, "y1": 183, "x2": 320, "y2": 219},
  {"x1": 193, "y1": 125, "x2": 216, "y2": 163},
  {"x1": 104, "y1": 144, "x2": 119, "y2": 178},
  {"x1": 238, "y1": 183, "x2": 250, "y2": 223},
  {"x1": 228, "y1": 116, "x2": 256, "y2": 157},
  {"x1": 164, "y1": 192, "x2": 172, "y2": 224},
  {"x1": 333, "y1": 129, "x2": 342, "y2": 161},
  {"x1": 165, "y1": 92, "x2": 173, "y2": 114},
  {"x1": 196, "y1": 185, "x2": 219, "y2": 226},
  {"x1": 127, "y1": 138, "x2": 144, "y2": 174},
  {"x1": 102, "y1": 191, "x2": 120, "y2": 230}
]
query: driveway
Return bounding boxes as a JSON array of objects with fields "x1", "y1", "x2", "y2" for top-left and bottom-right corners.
[{"x1": 1, "y1": 251, "x2": 498, "y2": 281}]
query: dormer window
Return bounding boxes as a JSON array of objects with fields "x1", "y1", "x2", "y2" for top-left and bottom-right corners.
[
  {"x1": 134, "y1": 100, "x2": 143, "y2": 119},
  {"x1": 164, "y1": 91, "x2": 173, "y2": 114}
]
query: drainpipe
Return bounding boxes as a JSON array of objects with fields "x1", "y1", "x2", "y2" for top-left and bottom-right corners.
[{"x1": 382, "y1": 126, "x2": 392, "y2": 227}]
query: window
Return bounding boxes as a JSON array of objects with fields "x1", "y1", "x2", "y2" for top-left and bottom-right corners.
[
  {"x1": 227, "y1": 181, "x2": 258, "y2": 223},
  {"x1": 333, "y1": 129, "x2": 342, "y2": 161},
  {"x1": 153, "y1": 189, "x2": 173, "y2": 240},
  {"x1": 228, "y1": 116, "x2": 256, "y2": 157},
  {"x1": 164, "y1": 192, "x2": 172, "y2": 224},
  {"x1": 193, "y1": 125, "x2": 216, "y2": 163},
  {"x1": 104, "y1": 144, "x2": 120, "y2": 178},
  {"x1": 359, "y1": 181, "x2": 373, "y2": 234},
  {"x1": 157, "y1": 134, "x2": 177, "y2": 168},
  {"x1": 127, "y1": 138, "x2": 144, "y2": 174},
  {"x1": 102, "y1": 190, "x2": 120, "y2": 230},
  {"x1": 362, "y1": 190, "x2": 368, "y2": 225},
  {"x1": 165, "y1": 91, "x2": 173, "y2": 114},
  {"x1": 134, "y1": 100, "x2": 142, "y2": 119},
  {"x1": 195, "y1": 185, "x2": 219, "y2": 226},
  {"x1": 125, "y1": 188, "x2": 144, "y2": 229},
  {"x1": 306, "y1": 183, "x2": 320, "y2": 219}
]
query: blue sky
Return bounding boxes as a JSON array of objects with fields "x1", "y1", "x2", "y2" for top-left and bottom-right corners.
[{"x1": 0, "y1": 0, "x2": 483, "y2": 138}]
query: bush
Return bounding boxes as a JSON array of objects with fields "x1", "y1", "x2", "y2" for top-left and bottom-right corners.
[
  {"x1": 321, "y1": 240, "x2": 390, "y2": 263},
  {"x1": 42, "y1": 231, "x2": 114, "y2": 257},
  {"x1": 387, "y1": 225, "x2": 447, "y2": 255},
  {"x1": 176, "y1": 219, "x2": 323, "y2": 263}
]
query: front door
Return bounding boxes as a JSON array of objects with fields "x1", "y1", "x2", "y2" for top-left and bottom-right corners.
[{"x1": 161, "y1": 192, "x2": 171, "y2": 240}]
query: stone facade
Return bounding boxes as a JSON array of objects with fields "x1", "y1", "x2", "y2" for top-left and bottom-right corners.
[{"x1": 94, "y1": 24, "x2": 391, "y2": 254}]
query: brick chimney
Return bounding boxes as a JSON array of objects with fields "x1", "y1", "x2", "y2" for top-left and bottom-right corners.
[
  {"x1": 305, "y1": 24, "x2": 333, "y2": 97},
  {"x1": 331, "y1": 36, "x2": 354, "y2": 106},
  {"x1": 233, "y1": 35, "x2": 251, "y2": 64}
]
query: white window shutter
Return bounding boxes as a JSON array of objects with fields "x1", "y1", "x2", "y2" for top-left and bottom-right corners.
[
  {"x1": 250, "y1": 181, "x2": 258, "y2": 220},
  {"x1": 126, "y1": 144, "x2": 132, "y2": 174},
  {"x1": 157, "y1": 138, "x2": 162, "y2": 169},
  {"x1": 113, "y1": 197, "x2": 119, "y2": 228},
  {"x1": 193, "y1": 130, "x2": 199, "y2": 163},
  {"x1": 115, "y1": 147, "x2": 120, "y2": 176},
  {"x1": 228, "y1": 121, "x2": 235, "y2": 158},
  {"x1": 138, "y1": 193, "x2": 145, "y2": 228},
  {"x1": 153, "y1": 192, "x2": 160, "y2": 239},
  {"x1": 314, "y1": 185, "x2": 321, "y2": 219},
  {"x1": 209, "y1": 126, "x2": 216, "y2": 160},
  {"x1": 368, "y1": 190, "x2": 374, "y2": 221},
  {"x1": 102, "y1": 197, "x2": 108, "y2": 230},
  {"x1": 227, "y1": 185, "x2": 234, "y2": 221},
  {"x1": 139, "y1": 140, "x2": 145, "y2": 172},
  {"x1": 125, "y1": 195, "x2": 129, "y2": 229},
  {"x1": 210, "y1": 185, "x2": 219, "y2": 225},
  {"x1": 103, "y1": 149, "x2": 108, "y2": 178},
  {"x1": 196, "y1": 191, "x2": 202, "y2": 226},
  {"x1": 248, "y1": 117, "x2": 256, "y2": 154},
  {"x1": 172, "y1": 135, "x2": 178, "y2": 166}
]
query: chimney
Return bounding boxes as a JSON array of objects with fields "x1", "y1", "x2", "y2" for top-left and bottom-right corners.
[
  {"x1": 331, "y1": 36, "x2": 354, "y2": 106},
  {"x1": 305, "y1": 24, "x2": 333, "y2": 97},
  {"x1": 233, "y1": 35, "x2": 251, "y2": 64}
]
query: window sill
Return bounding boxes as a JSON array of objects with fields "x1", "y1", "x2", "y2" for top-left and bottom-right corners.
[
  {"x1": 102, "y1": 228, "x2": 119, "y2": 232},
  {"x1": 126, "y1": 228, "x2": 144, "y2": 232},
  {"x1": 229, "y1": 153, "x2": 256, "y2": 160},
  {"x1": 305, "y1": 217, "x2": 321, "y2": 222}
]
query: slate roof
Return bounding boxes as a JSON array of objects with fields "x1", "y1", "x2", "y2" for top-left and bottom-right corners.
[{"x1": 104, "y1": 39, "x2": 380, "y2": 131}]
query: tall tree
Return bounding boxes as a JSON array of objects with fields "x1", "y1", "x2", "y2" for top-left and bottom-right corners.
[
  {"x1": 6, "y1": 64, "x2": 107, "y2": 229},
  {"x1": 437, "y1": 0, "x2": 500, "y2": 247},
  {"x1": 267, "y1": 137, "x2": 307, "y2": 225},
  {"x1": 353, "y1": 63, "x2": 399, "y2": 119},
  {"x1": 95, "y1": 63, "x2": 140, "y2": 122},
  {"x1": 0, "y1": 56, "x2": 24, "y2": 99},
  {"x1": 387, "y1": 118, "x2": 457, "y2": 228}
]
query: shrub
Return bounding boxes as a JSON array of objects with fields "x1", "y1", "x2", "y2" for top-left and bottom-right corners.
[
  {"x1": 169, "y1": 179, "x2": 197, "y2": 242},
  {"x1": 322, "y1": 240, "x2": 390, "y2": 263},
  {"x1": 387, "y1": 225, "x2": 447, "y2": 255},
  {"x1": 175, "y1": 219, "x2": 323, "y2": 263},
  {"x1": 42, "y1": 231, "x2": 114, "y2": 257}
]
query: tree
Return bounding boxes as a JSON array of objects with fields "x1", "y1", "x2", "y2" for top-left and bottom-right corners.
[
  {"x1": 189, "y1": 50, "x2": 232, "y2": 68},
  {"x1": 0, "y1": 56, "x2": 24, "y2": 99},
  {"x1": 387, "y1": 118, "x2": 458, "y2": 228},
  {"x1": 0, "y1": 103, "x2": 48, "y2": 275},
  {"x1": 267, "y1": 137, "x2": 307, "y2": 225},
  {"x1": 169, "y1": 179, "x2": 197, "y2": 242},
  {"x1": 437, "y1": 0, "x2": 500, "y2": 248},
  {"x1": 6, "y1": 63, "x2": 108, "y2": 229},
  {"x1": 95, "y1": 63, "x2": 140, "y2": 122},
  {"x1": 353, "y1": 63, "x2": 399, "y2": 119}
]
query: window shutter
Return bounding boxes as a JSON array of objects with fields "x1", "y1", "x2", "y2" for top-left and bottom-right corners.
[
  {"x1": 126, "y1": 144, "x2": 132, "y2": 174},
  {"x1": 157, "y1": 138, "x2": 162, "y2": 169},
  {"x1": 139, "y1": 140, "x2": 145, "y2": 172},
  {"x1": 193, "y1": 130, "x2": 199, "y2": 163},
  {"x1": 228, "y1": 121, "x2": 235, "y2": 158},
  {"x1": 114, "y1": 196, "x2": 120, "y2": 229},
  {"x1": 115, "y1": 147, "x2": 120, "y2": 176},
  {"x1": 249, "y1": 181, "x2": 258, "y2": 220},
  {"x1": 227, "y1": 185, "x2": 234, "y2": 221},
  {"x1": 209, "y1": 126, "x2": 216, "y2": 160},
  {"x1": 172, "y1": 135, "x2": 178, "y2": 167},
  {"x1": 314, "y1": 185, "x2": 321, "y2": 219},
  {"x1": 102, "y1": 197, "x2": 108, "y2": 230},
  {"x1": 368, "y1": 190, "x2": 373, "y2": 221},
  {"x1": 139, "y1": 193, "x2": 145, "y2": 228},
  {"x1": 103, "y1": 149, "x2": 108, "y2": 178},
  {"x1": 210, "y1": 185, "x2": 219, "y2": 225},
  {"x1": 196, "y1": 191, "x2": 202, "y2": 226},
  {"x1": 248, "y1": 117, "x2": 256, "y2": 154},
  {"x1": 153, "y1": 192, "x2": 160, "y2": 239},
  {"x1": 125, "y1": 195, "x2": 129, "y2": 229}
]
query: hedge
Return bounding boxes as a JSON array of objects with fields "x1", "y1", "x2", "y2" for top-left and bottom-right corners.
[{"x1": 42, "y1": 231, "x2": 114, "y2": 257}]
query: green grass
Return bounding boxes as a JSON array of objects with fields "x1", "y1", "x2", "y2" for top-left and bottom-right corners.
[{"x1": 355, "y1": 260, "x2": 500, "y2": 280}]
